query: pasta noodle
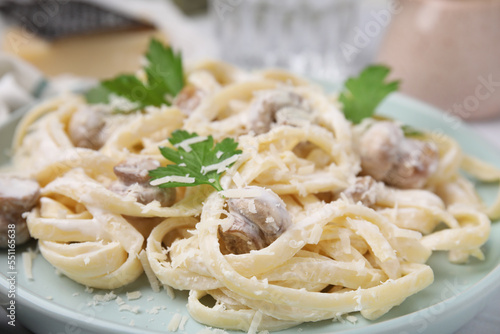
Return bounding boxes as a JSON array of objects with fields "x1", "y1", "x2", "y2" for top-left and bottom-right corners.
[{"x1": 4, "y1": 60, "x2": 499, "y2": 332}]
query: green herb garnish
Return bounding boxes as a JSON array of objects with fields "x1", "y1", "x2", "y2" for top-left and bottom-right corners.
[
  {"x1": 85, "y1": 39, "x2": 184, "y2": 112},
  {"x1": 340, "y1": 65, "x2": 399, "y2": 124},
  {"x1": 401, "y1": 125, "x2": 424, "y2": 137},
  {"x1": 149, "y1": 130, "x2": 242, "y2": 192}
]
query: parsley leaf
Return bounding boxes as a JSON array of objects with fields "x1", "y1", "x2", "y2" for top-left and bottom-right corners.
[
  {"x1": 401, "y1": 124, "x2": 424, "y2": 137},
  {"x1": 85, "y1": 85, "x2": 111, "y2": 104},
  {"x1": 149, "y1": 130, "x2": 242, "y2": 192},
  {"x1": 85, "y1": 38, "x2": 184, "y2": 111},
  {"x1": 339, "y1": 65, "x2": 400, "y2": 124},
  {"x1": 145, "y1": 39, "x2": 184, "y2": 98},
  {"x1": 101, "y1": 75, "x2": 165, "y2": 109}
]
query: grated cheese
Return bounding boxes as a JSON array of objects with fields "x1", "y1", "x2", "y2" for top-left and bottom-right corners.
[
  {"x1": 200, "y1": 155, "x2": 240, "y2": 175},
  {"x1": 346, "y1": 315, "x2": 358, "y2": 324},
  {"x1": 119, "y1": 304, "x2": 140, "y2": 314},
  {"x1": 179, "y1": 315, "x2": 189, "y2": 331},
  {"x1": 126, "y1": 291, "x2": 142, "y2": 301},
  {"x1": 248, "y1": 311, "x2": 263, "y2": 334},
  {"x1": 232, "y1": 172, "x2": 245, "y2": 188},
  {"x1": 248, "y1": 199, "x2": 257, "y2": 213},
  {"x1": 147, "y1": 306, "x2": 162, "y2": 315},
  {"x1": 167, "y1": 313, "x2": 183, "y2": 332},
  {"x1": 308, "y1": 224, "x2": 323, "y2": 244},
  {"x1": 116, "y1": 296, "x2": 126, "y2": 306},
  {"x1": 164, "y1": 284, "x2": 176, "y2": 300},
  {"x1": 150, "y1": 175, "x2": 196, "y2": 186},
  {"x1": 139, "y1": 250, "x2": 161, "y2": 293},
  {"x1": 174, "y1": 136, "x2": 208, "y2": 152},
  {"x1": 92, "y1": 292, "x2": 117, "y2": 305},
  {"x1": 22, "y1": 251, "x2": 34, "y2": 280}
]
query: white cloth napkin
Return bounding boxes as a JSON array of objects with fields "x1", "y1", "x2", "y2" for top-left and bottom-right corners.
[{"x1": 0, "y1": 53, "x2": 44, "y2": 126}]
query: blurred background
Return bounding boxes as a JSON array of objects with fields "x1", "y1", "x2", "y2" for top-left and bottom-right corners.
[
  {"x1": 0, "y1": 0, "x2": 498, "y2": 123},
  {"x1": 0, "y1": 0, "x2": 388, "y2": 126},
  {"x1": 0, "y1": 0, "x2": 499, "y2": 119}
]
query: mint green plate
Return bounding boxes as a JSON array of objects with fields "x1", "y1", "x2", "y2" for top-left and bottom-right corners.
[{"x1": 1, "y1": 92, "x2": 500, "y2": 334}]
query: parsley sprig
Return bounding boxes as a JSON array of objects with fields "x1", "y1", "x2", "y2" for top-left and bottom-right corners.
[
  {"x1": 340, "y1": 65, "x2": 399, "y2": 124},
  {"x1": 86, "y1": 39, "x2": 184, "y2": 112},
  {"x1": 149, "y1": 130, "x2": 242, "y2": 192}
]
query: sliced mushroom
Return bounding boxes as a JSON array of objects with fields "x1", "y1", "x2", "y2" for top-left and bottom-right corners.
[
  {"x1": 219, "y1": 215, "x2": 266, "y2": 254},
  {"x1": 0, "y1": 176, "x2": 40, "y2": 247},
  {"x1": 341, "y1": 176, "x2": 379, "y2": 207},
  {"x1": 360, "y1": 122, "x2": 403, "y2": 181},
  {"x1": 173, "y1": 85, "x2": 202, "y2": 114},
  {"x1": 384, "y1": 139, "x2": 439, "y2": 189},
  {"x1": 68, "y1": 105, "x2": 106, "y2": 150},
  {"x1": 248, "y1": 90, "x2": 312, "y2": 135},
  {"x1": 114, "y1": 157, "x2": 160, "y2": 185},
  {"x1": 360, "y1": 122, "x2": 439, "y2": 189},
  {"x1": 110, "y1": 158, "x2": 176, "y2": 207},
  {"x1": 219, "y1": 187, "x2": 291, "y2": 254}
]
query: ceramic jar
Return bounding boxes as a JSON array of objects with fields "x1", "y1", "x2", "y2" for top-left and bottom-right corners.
[{"x1": 377, "y1": 0, "x2": 500, "y2": 120}]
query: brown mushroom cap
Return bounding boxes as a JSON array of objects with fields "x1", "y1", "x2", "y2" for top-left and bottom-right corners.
[
  {"x1": 220, "y1": 187, "x2": 291, "y2": 254},
  {"x1": 113, "y1": 157, "x2": 160, "y2": 185},
  {"x1": 110, "y1": 158, "x2": 176, "y2": 207},
  {"x1": 0, "y1": 177, "x2": 40, "y2": 213},
  {"x1": 360, "y1": 121, "x2": 439, "y2": 189},
  {"x1": 0, "y1": 176, "x2": 40, "y2": 247},
  {"x1": 342, "y1": 176, "x2": 379, "y2": 207},
  {"x1": 68, "y1": 105, "x2": 106, "y2": 150},
  {"x1": 360, "y1": 122, "x2": 403, "y2": 181},
  {"x1": 249, "y1": 90, "x2": 310, "y2": 135}
]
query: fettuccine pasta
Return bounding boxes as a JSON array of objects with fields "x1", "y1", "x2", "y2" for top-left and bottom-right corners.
[{"x1": 5, "y1": 60, "x2": 499, "y2": 332}]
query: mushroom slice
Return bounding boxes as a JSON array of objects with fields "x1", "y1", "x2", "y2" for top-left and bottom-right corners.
[
  {"x1": 114, "y1": 157, "x2": 160, "y2": 185},
  {"x1": 68, "y1": 105, "x2": 106, "y2": 150},
  {"x1": 248, "y1": 90, "x2": 312, "y2": 135},
  {"x1": 359, "y1": 121, "x2": 439, "y2": 189},
  {"x1": 384, "y1": 139, "x2": 439, "y2": 189},
  {"x1": 0, "y1": 176, "x2": 40, "y2": 247},
  {"x1": 341, "y1": 176, "x2": 380, "y2": 207},
  {"x1": 360, "y1": 121, "x2": 403, "y2": 181},
  {"x1": 110, "y1": 158, "x2": 176, "y2": 207},
  {"x1": 173, "y1": 85, "x2": 203, "y2": 114},
  {"x1": 220, "y1": 187, "x2": 291, "y2": 254}
]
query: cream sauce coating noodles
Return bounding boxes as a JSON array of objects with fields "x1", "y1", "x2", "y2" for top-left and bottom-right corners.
[{"x1": 6, "y1": 60, "x2": 500, "y2": 332}]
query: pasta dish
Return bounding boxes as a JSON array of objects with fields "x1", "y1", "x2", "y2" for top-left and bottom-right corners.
[{"x1": 1, "y1": 57, "x2": 499, "y2": 332}]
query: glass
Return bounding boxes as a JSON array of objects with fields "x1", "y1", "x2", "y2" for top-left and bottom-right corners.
[{"x1": 210, "y1": 0, "x2": 360, "y2": 81}]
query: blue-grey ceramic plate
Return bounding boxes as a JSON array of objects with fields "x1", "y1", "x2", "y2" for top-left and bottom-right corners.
[{"x1": 1, "y1": 90, "x2": 499, "y2": 334}]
